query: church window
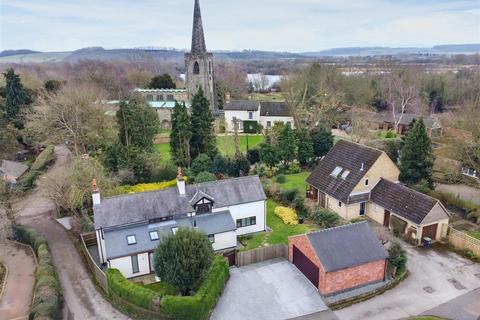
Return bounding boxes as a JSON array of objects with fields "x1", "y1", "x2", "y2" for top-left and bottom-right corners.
[
  {"x1": 209, "y1": 61, "x2": 212, "y2": 74},
  {"x1": 157, "y1": 95, "x2": 164, "y2": 101},
  {"x1": 146, "y1": 95, "x2": 153, "y2": 101},
  {"x1": 167, "y1": 95, "x2": 174, "y2": 101},
  {"x1": 193, "y1": 61, "x2": 200, "y2": 74}
]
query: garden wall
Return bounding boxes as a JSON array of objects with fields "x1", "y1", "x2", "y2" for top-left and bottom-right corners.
[
  {"x1": 449, "y1": 227, "x2": 480, "y2": 256},
  {"x1": 237, "y1": 244, "x2": 288, "y2": 267}
]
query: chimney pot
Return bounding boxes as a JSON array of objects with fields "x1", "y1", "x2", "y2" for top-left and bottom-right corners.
[
  {"x1": 177, "y1": 167, "x2": 186, "y2": 195},
  {"x1": 92, "y1": 179, "x2": 101, "y2": 205}
]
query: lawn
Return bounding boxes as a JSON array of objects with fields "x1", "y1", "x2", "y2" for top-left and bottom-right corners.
[
  {"x1": 467, "y1": 230, "x2": 480, "y2": 240},
  {"x1": 143, "y1": 281, "x2": 179, "y2": 296},
  {"x1": 273, "y1": 171, "x2": 310, "y2": 194},
  {"x1": 154, "y1": 143, "x2": 171, "y2": 164},
  {"x1": 240, "y1": 199, "x2": 319, "y2": 251}
]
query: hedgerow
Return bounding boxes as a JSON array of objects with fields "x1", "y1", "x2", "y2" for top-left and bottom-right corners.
[
  {"x1": 116, "y1": 177, "x2": 189, "y2": 194},
  {"x1": 31, "y1": 145, "x2": 55, "y2": 171}
]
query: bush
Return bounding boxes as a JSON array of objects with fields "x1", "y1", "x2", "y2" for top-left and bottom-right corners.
[
  {"x1": 227, "y1": 155, "x2": 250, "y2": 177},
  {"x1": 262, "y1": 180, "x2": 281, "y2": 200},
  {"x1": 378, "y1": 130, "x2": 397, "y2": 139},
  {"x1": 16, "y1": 170, "x2": 40, "y2": 192},
  {"x1": 151, "y1": 163, "x2": 178, "y2": 182},
  {"x1": 212, "y1": 155, "x2": 228, "y2": 175},
  {"x1": 428, "y1": 190, "x2": 478, "y2": 212},
  {"x1": 387, "y1": 242, "x2": 407, "y2": 276},
  {"x1": 246, "y1": 148, "x2": 260, "y2": 165},
  {"x1": 161, "y1": 256, "x2": 229, "y2": 320},
  {"x1": 191, "y1": 154, "x2": 212, "y2": 176},
  {"x1": 31, "y1": 145, "x2": 55, "y2": 171},
  {"x1": 275, "y1": 174, "x2": 286, "y2": 183},
  {"x1": 115, "y1": 177, "x2": 188, "y2": 194},
  {"x1": 287, "y1": 162, "x2": 301, "y2": 174},
  {"x1": 292, "y1": 196, "x2": 308, "y2": 218},
  {"x1": 311, "y1": 208, "x2": 340, "y2": 228},
  {"x1": 243, "y1": 120, "x2": 259, "y2": 133},
  {"x1": 280, "y1": 189, "x2": 298, "y2": 204},
  {"x1": 194, "y1": 171, "x2": 216, "y2": 183},
  {"x1": 274, "y1": 206, "x2": 298, "y2": 225},
  {"x1": 106, "y1": 269, "x2": 161, "y2": 310}
]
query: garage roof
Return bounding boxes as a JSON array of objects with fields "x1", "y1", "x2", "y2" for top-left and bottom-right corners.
[{"x1": 307, "y1": 222, "x2": 387, "y2": 272}]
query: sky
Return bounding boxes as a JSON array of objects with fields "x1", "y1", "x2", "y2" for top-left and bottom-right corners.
[{"x1": 0, "y1": 0, "x2": 479, "y2": 52}]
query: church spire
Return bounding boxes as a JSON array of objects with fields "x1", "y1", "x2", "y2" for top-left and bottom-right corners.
[{"x1": 191, "y1": 0, "x2": 207, "y2": 54}]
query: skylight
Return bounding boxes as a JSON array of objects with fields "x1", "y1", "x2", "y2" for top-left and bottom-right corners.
[
  {"x1": 341, "y1": 170, "x2": 350, "y2": 179},
  {"x1": 331, "y1": 166, "x2": 343, "y2": 177}
]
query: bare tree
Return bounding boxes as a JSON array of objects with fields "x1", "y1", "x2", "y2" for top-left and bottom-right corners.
[
  {"x1": 349, "y1": 111, "x2": 374, "y2": 143},
  {"x1": 232, "y1": 117, "x2": 242, "y2": 157},
  {"x1": 215, "y1": 62, "x2": 248, "y2": 98}
]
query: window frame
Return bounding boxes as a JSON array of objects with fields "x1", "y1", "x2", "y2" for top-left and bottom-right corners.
[
  {"x1": 131, "y1": 255, "x2": 139, "y2": 274},
  {"x1": 149, "y1": 231, "x2": 159, "y2": 241},
  {"x1": 338, "y1": 201, "x2": 342, "y2": 208},
  {"x1": 365, "y1": 179, "x2": 369, "y2": 186},
  {"x1": 208, "y1": 234, "x2": 215, "y2": 243},
  {"x1": 126, "y1": 235, "x2": 137, "y2": 245},
  {"x1": 236, "y1": 216, "x2": 256, "y2": 228},
  {"x1": 248, "y1": 111, "x2": 253, "y2": 120}
]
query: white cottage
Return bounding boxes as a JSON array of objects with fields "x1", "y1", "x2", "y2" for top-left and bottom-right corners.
[{"x1": 92, "y1": 174, "x2": 266, "y2": 278}]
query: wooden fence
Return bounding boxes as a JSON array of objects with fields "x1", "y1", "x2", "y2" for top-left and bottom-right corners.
[
  {"x1": 236, "y1": 244, "x2": 288, "y2": 267},
  {"x1": 448, "y1": 227, "x2": 480, "y2": 256},
  {"x1": 80, "y1": 232, "x2": 108, "y2": 292}
]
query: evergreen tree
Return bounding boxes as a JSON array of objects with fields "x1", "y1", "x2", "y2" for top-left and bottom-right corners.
[
  {"x1": 296, "y1": 128, "x2": 314, "y2": 166},
  {"x1": 311, "y1": 125, "x2": 333, "y2": 157},
  {"x1": 2, "y1": 68, "x2": 30, "y2": 129},
  {"x1": 399, "y1": 119, "x2": 435, "y2": 187},
  {"x1": 170, "y1": 101, "x2": 191, "y2": 167},
  {"x1": 277, "y1": 124, "x2": 297, "y2": 166},
  {"x1": 190, "y1": 88, "x2": 217, "y2": 159},
  {"x1": 259, "y1": 142, "x2": 278, "y2": 168},
  {"x1": 148, "y1": 74, "x2": 176, "y2": 89},
  {"x1": 116, "y1": 96, "x2": 159, "y2": 150}
]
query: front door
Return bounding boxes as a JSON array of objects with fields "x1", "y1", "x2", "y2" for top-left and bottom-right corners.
[
  {"x1": 319, "y1": 192, "x2": 326, "y2": 208},
  {"x1": 384, "y1": 210, "x2": 391, "y2": 228},
  {"x1": 359, "y1": 202, "x2": 366, "y2": 216},
  {"x1": 149, "y1": 252, "x2": 154, "y2": 273}
]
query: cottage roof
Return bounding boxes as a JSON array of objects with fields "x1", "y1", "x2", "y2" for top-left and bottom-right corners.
[
  {"x1": 260, "y1": 101, "x2": 291, "y2": 117},
  {"x1": 306, "y1": 140, "x2": 382, "y2": 203},
  {"x1": 307, "y1": 221, "x2": 388, "y2": 272},
  {"x1": 383, "y1": 113, "x2": 441, "y2": 129},
  {"x1": 370, "y1": 178, "x2": 449, "y2": 225},
  {"x1": 0, "y1": 160, "x2": 29, "y2": 179},
  {"x1": 94, "y1": 176, "x2": 266, "y2": 229},
  {"x1": 224, "y1": 100, "x2": 259, "y2": 111}
]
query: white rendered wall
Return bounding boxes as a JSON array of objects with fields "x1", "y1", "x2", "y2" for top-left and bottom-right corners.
[
  {"x1": 213, "y1": 200, "x2": 266, "y2": 236},
  {"x1": 211, "y1": 231, "x2": 237, "y2": 251},
  {"x1": 96, "y1": 229, "x2": 107, "y2": 264},
  {"x1": 260, "y1": 116, "x2": 295, "y2": 129},
  {"x1": 224, "y1": 110, "x2": 260, "y2": 132},
  {"x1": 109, "y1": 252, "x2": 150, "y2": 279}
]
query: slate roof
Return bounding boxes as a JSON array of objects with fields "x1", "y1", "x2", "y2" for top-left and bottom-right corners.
[
  {"x1": 0, "y1": 160, "x2": 29, "y2": 179},
  {"x1": 103, "y1": 210, "x2": 236, "y2": 259},
  {"x1": 94, "y1": 175, "x2": 266, "y2": 229},
  {"x1": 383, "y1": 113, "x2": 441, "y2": 129},
  {"x1": 307, "y1": 221, "x2": 388, "y2": 272},
  {"x1": 260, "y1": 101, "x2": 291, "y2": 117},
  {"x1": 371, "y1": 178, "x2": 444, "y2": 225},
  {"x1": 191, "y1": 0, "x2": 207, "y2": 54},
  {"x1": 306, "y1": 140, "x2": 382, "y2": 203},
  {"x1": 224, "y1": 100, "x2": 260, "y2": 111}
]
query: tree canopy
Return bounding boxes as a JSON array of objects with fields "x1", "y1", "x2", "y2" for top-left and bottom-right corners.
[
  {"x1": 170, "y1": 101, "x2": 191, "y2": 167},
  {"x1": 190, "y1": 88, "x2": 217, "y2": 159},
  {"x1": 148, "y1": 74, "x2": 176, "y2": 89},
  {"x1": 2, "y1": 68, "x2": 31, "y2": 129}
]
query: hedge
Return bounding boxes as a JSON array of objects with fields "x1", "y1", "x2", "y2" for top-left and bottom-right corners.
[
  {"x1": 106, "y1": 269, "x2": 162, "y2": 311},
  {"x1": 161, "y1": 255, "x2": 229, "y2": 320},
  {"x1": 243, "y1": 120, "x2": 259, "y2": 133},
  {"x1": 31, "y1": 145, "x2": 55, "y2": 171},
  {"x1": 274, "y1": 206, "x2": 298, "y2": 225},
  {"x1": 116, "y1": 177, "x2": 189, "y2": 194},
  {"x1": 13, "y1": 225, "x2": 62, "y2": 320}
]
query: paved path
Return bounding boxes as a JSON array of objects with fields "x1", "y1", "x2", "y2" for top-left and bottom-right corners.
[
  {"x1": 436, "y1": 183, "x2": 480, "y2": 205},
  {"x1": 421, "y1": 287, "x2": 480, "y2": 320},
  {"x1": 16, "y1": 145, "x2": 130, "y2": 320},
  {"x1": 0, "y1": 241, "x2": 36, "y2": 320},
  {"x1": 334, "y1": 244, "x2": 480, "y2": 320}
]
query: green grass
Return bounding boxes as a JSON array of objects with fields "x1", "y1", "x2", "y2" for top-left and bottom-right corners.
[
  {"x1": 154, "y1": 143, "x2": 172, "y2": 163},
  {"x1": 274, "y1": 172, "x2": 310, "y2": 194},
  {"x1": 467, "y1": 230, "x2": 480, "y2": 240},
  {"x1": 143, "y1": 281, "x2": 179, "y2": 296},
  {"x1": 240, "y1": 199, "x2": 319, "y2": 251}
]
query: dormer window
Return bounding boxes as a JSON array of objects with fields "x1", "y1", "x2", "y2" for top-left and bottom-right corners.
[
  {"x1": 365, "y1": 179, "x2": 369, "y2": 186},
  {"x1": 126, "y1": 235, "x2": 136, "y2": 245},
  {"x1": 331, "y1": 166, "x2": 343, "y2": 177},
  {"x1": 341, "y1": 170, "x2": 350, "y2": 180},
  {"x1": 149, "y1": 231, "x2": 159, "y2": 241}
]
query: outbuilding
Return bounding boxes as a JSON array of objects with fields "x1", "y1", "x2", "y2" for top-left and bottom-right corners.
[{"x1": 288, "y1": 222, "x2": 388, "y2": 296}]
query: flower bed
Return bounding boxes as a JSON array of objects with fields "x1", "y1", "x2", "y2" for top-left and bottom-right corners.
[{"x1": 274, "y1": 206, "x2": 298, "y2": 225}]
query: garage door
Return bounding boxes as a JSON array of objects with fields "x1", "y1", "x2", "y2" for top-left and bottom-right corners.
[
  {"x1": 422, "y1": 223, "x2": 438, "y2": 240},
  {"x1": 293, "y1": 245, "x2": 319, "y2": 287}
]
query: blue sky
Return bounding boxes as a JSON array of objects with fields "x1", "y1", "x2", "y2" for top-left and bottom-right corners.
[{"x1": 0, "y1": 0, "x2": 479, "y2": 52}]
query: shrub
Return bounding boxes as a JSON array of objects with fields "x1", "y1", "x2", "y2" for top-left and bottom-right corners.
[
  {"x1": 263, "y1": 180, "x2": 281, "y2": 200},
  {"x1": 287, "y1": 162, "x2": 301, "y2": 174},
  {"x1": 194, "y1": 171, "x2": 216, "y2": 183},
  {"x1": 115, "y1": 177, "x2": 188, "y2": 194},
  {"x1": 311, "y1": 208, "x2": 340, "y2": 228},
  {"x1": 274, "y1": 206, "x2": 298, "y2": 225},
  {"x1": 151, "y1": 163, "x2": 178, "y2": 182},
  {"x1": 16, "y1": 170, "x2": 40, "y2": 192},
  {"x1": 243, "y1": 120, "x2": 258, "y2": 133},
  {"x1": 246, "y1": 148, "x2": 260, "y2": 165},
  {"x1": 387, "y1": 242, "x2": 407, "y2": 276},
  {"x1": 13, "y1": 224, "x2": 47, "y2": 251},
  {"x1": 80, "y1": 215, "x2": 95, "y2": 233},
  {"x1": 292, "y1": 195, "x2": 308, "y2": 218},
  {"x1": 378, "y1": 130, "x2": 397, "y2": 139},
  {"x1": 212, "y1": 155, "x2": 228, "y2": 175},
  {"x1": 280, "y1": 188, "x2": 298, "y2": 204},
  {"x1": 31, "y1": 145, "x2": 55, "y2": 171},
  {"x1": 275, "y1": 174, "x2": 286, "y2": 183},
  {"x1": 191, "y1": 154, "x2": 212, "y2": 176},
  {"x1": 106, "y1": 269, "x2": 161, "y2": 310},
  {"x1": 227, "y1": 155, "x2": 250, "y2": 177},
  {"x1": 161, "y1": 256, "x2": 229, "y2": 320}
]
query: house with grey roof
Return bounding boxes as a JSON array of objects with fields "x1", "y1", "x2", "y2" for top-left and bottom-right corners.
[
  {"x1": 289, "y1": 222, "x2": 388, "y2": 295},
  {"x1": 93, "y1": 174, "x2": 266, "y2": 278},
  {"x1": 380, "y1": 113, "x2": 443, "y2": 137},
  {"x1": 0, "y1": 160, "x2": 29, "y2": 186},
  {"x1": 306, "y1": 140, "x2": 450, "y2": 245}
]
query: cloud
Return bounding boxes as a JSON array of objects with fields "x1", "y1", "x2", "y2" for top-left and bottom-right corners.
[{"x1": 0, "y1": 0, "x2": 479, "y2": 52}]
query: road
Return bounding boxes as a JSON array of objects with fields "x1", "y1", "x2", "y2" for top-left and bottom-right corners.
[{"x1": 16, "y1": 145, "x2": 130, "y2": 320}]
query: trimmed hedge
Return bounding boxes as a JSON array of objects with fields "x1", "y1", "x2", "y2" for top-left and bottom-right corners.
[
  {"x1": 13, "y1": 224, "x2": 62, "y2": 320},
  {"x1": 106, "y1": 269, "x2": 162, "y2": 311},
  {"x1": 161, "y1": 255, "x2": 229, "y2": 320},
  {"x1": 274, "y1": 206, "x2": 299, "y2": 225},
  {"x1": 115, "y1": 177, "x2": 189, "y2": 194},
  {"x1": 31, "y1": 145, "x2": 55, "y2": 171}
]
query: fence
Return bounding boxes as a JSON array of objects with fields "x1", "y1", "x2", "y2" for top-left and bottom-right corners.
[
  {"x1": 236, "y1": 244, "x2": 288, "y2": 267},
  {"x1": 448, "y1": 227, "x2": 480, "y2": 256},
  {"x1": 80, "y1": 232, "x2": 108, "y2": 292}
]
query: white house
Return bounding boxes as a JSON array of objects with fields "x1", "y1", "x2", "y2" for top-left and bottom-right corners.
[
  {"x1": 92, "y1": 174, "x2": 266, "y2": 278},
  {"x1": 224, "y1": 100, "x2": 294, "y2": 132}
]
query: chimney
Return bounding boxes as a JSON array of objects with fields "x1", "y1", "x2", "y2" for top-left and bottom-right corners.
[
  {"x1": 92, "y1": 179, "x2": 101, "y2": 206},
  {"x1": 177, "y1": 167, "x2": 186, "y2": 195},
  {"x1": 360, "y1": 162, "x2": 365, "y2": 171}
]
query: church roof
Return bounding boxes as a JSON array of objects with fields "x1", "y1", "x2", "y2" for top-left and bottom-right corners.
[{"x1": 191, "y1": 0, "x2": 207, "y2": 54}]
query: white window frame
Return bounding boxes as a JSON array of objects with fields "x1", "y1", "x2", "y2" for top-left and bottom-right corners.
[
  {"x1": 149, "y1": 231, "x2": 159, "y2": 241},
  {"x1": 248, "y1": 111, "x2": 253, "y2": 120},
  {"x1": 331, "y1": 166, "x2": 343, "y2": 177},
  {"x1": 126, "y1": 235, "x2": 136, "y2": 245},
  {"x1": 131, "y1": 255, "x2": 139, "y2": 273}
]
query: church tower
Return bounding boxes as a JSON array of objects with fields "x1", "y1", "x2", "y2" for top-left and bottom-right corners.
[{"x1": 185, "y1": 0, "x2": 216, "y2": 110}]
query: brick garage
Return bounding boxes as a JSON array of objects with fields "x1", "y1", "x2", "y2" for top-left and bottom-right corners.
[{"x1": 288, "y1": 222, "x2": 387, "y2": 296}]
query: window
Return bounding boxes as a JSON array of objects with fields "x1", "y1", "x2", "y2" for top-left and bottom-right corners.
[
  {"x1": 193, "y1": 61, "x2": 200, "y2": 74},
  {"x1": 171, "y1": 227, "x2": 178, "y2": 235},
  {"x1": 209, "y1": 61, "x2": 212, "y2": 74},
  {"x1": 236, "y1": 216, "x2": 256, "y2": 228},
  {"x1": 286, "y1": 121, "x2": 291, "y2": 127},
  {"x1": 195, "y1": 202, "x2": 212, "y2": 214},
  {"x1": 238, "y1": 120, "x2": 243, "y2": 130},
  {"x1": 126, "y1": 235, "x2": 136, "y2": 245},
  {"x1": 131, "y1": 255, "x2": 139, "y2": 273},
  {"x1": 359, "y1": 202, "x2": 366, "y2": 216},
  {"x1": 462, "y1": 167, "x2": 478, "y2": 178},
  {"x1": 149, "y1": 252, "x2": 154, "y2": 272},
  {"x1": 267, "y1": 121, "x2": 271, "y2": 128},
  {"x1": 330, "y1": 166, "x2": 343, "y2": 177},
  {"x1": 248, "y1": 111, "x2": 253, "y2": 120},
  {"x1": 167, "y1": 94, "x2": 174, "y2": 101},
  {"x1": 156, "y1": 95, "x2": 164, "y2": 101},
  {"x1": 365, "y1": 179, "x2": 369, "y2": 186},
  {"x1": 341, "y1": 170, "x2": 350, "y2": 180},
  {"x1": 208, "y1": 234, "x2": 215, "y2": 243},
  {"x1": 149, "y1": 231, "x2": 159, "y2": 241},
  {"x1": 146, "y1": 95, "x2": 153, "y2": 101},
  {"x1": 338, "y1": 201, "x2": 342, "y2": 208}
]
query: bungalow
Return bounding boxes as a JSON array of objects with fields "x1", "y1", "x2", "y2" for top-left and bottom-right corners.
[
  {"x1": 93, "y1": 173, "x2": 267, "y2": 278},
  {"x1": 380, "y1": 113, "x2": 443, "y2": 137},
  {"x1": 289, "y1": 222, "x2": 388, "y2": 295},
  {"x1": 0, "y1": 160, "x2": 29, "y2": 186},
  {"x1": 306, "y1": 140, "x2": 450, "y2": 245}
]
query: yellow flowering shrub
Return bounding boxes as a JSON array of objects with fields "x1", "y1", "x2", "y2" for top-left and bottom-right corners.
[
  {"x1": 116, "y1": 177, "x2": 188, "y2": 194},
  {"x1": 274, "y1": 206, "x2": 298, "y2": 225}
]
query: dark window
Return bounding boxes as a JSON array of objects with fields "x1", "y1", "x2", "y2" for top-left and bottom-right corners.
[
  {"x1": 131, "y1": 255, "x2": 139, "y2": 273},
  {"x1": 193, "y1": 61, "x2": 200, "y2": 74},
  {"x1": 267, "y1": 121, "x2": 271, "y2": 128},
  {"x1": 236, "y1": 216, "x2": 256, "y2": 228},
  {"x1": 149, "y1": 231, "x2": 159, "y2": 241},
  {"x1": 196, "y1": 203, "x2": 211, "y2": 214},
  {"x1": 126, "y1": 235, "x2": 136, "y2": 245},
  {"x1": 157, "y1": 95, "x2": 164, "y2": 101},
  {"x1": 209, "y1": 61, "x2": 212, "y2": 74},
  {"x1": 146, "y1": 95, "x2": 153, "y2": 101},
  {"x1": 248, "y1": 112, "x2": 253, "y2": 120},
  {"x1": 208, "y1": 234, "x2": 215, "y2": 243},
  {"x1": 338, "y1": 201, "x2": 342, "y2": 208},
  {"x1": 365, "y1": 179, "x2": 369, "y2": 186},
  {"x1": 167, "y1": 95, "x2": 174, "y2": 101},
  {"x1": 359, "y1": 202, "x2": 366, "y2": 216}
]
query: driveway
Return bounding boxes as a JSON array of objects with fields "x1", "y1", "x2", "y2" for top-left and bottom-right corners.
[
  {"x1": 0, "y1": 241, "x2": 36, "y2": 320},
  {"x1": 335, "y1": 244, "x2": 480, "y2": 320},
  {"x1": 421, "y1": 287, "x2": 480, "y2": 320},
  {"x1": 211, "y1": 258, "x2": 333, "y2": 320}
]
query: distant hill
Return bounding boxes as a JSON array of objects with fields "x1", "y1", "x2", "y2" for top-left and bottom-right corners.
[{"x1": 0, "y1": 49, "x2": 41, "y2": 57}]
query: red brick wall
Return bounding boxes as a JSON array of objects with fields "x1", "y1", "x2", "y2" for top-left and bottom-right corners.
[
  {"x1": 322, "y1": 259, "x2": 386, "y2": 295},
  {"x1": 288, "y1": 235, "x2": 324, "y2": 287}
]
